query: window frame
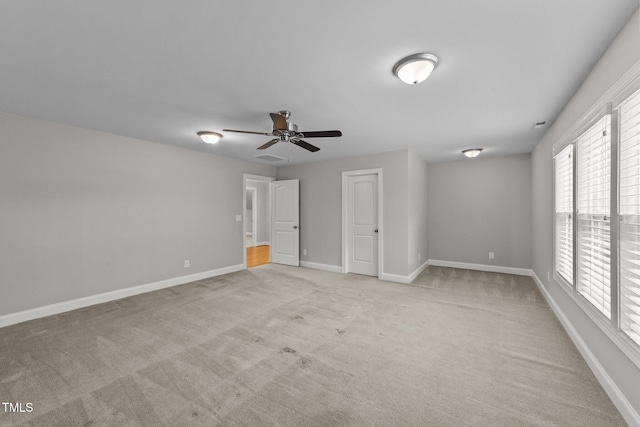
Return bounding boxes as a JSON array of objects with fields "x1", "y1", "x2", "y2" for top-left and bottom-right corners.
[
  {"x1": 617, "y1": 85, "x2": 640, "y2": 347},
  {"x1": 553, "y1": 144, "x2": 574, "y2": 286},
  {"x1": 551, "y1": 63, "x2": 640, "y2": 370},
  {"x1": 575, "y1": 112, "x2": 613, "y2": 319}
]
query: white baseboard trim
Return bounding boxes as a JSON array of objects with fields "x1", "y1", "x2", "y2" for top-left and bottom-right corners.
[
  {"x1": 428, "y1": 259, "x2": 533, "y2": 277},
  {"x1": 380, "y1": 272, "x2": 411, "y2": 284},
  {"x1": 380, "y1": 260, "x2": 430, "y2": 284},
  {"x1": 0, "y1": 264, "x2": 244, "y2": 329},
  {"x1": 256, "y1": 241, "x2": 270, "y2": 247},
  {"x1": 531, "y1": 273, "x2": 640, "y2": 427},
  {"x1": 299, "y1": 261, "x2": 342, "y2": 274},
  {"x1": 408, "y1": 260, "x2": 430, "y2": 283}
]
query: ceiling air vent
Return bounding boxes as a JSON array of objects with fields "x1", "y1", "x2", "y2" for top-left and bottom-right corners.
[{"x1": 254, "y1": 154, "x2": 287, "y2": 162}]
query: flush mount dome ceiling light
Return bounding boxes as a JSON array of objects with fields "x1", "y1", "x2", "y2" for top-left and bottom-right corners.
[
  {"x1": 393, "y1": 53, "x2": 439, "y2": 84},
  {"x1": 462, "y1": 148, "x2": 483, "y2": 158},
  {"x1": 197, "y1": 131, "x2": 223, "y2": 144}
]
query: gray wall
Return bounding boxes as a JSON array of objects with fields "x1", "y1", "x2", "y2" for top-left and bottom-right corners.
[
  {"x1": 407, "y1": 150, "x2": 429, "y2": 274},
  {"x1": 428, "y1": 153, "x2": 532, "y2": 269},
  {"x1": 277, "y1": 150, "x2": 410, "y2": 276},
  {"x1": 532, "y1": 10, "x2": 640, "y2": 418},
  {"x1": 0, "y1": 112, "x2": 275, "y2": 316},
  {"x1": 247, "y1": 180, "x2": 270, "y2": 244}
]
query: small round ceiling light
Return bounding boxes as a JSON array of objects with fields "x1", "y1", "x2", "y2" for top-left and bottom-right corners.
[
  {"x1": 197, "y1": 131, "x2": 222, "y2": 144},
  {"x1": 462, "y1": 148, "x2": 483, "y2": 158},
  {"x1": 393, "y1": 53, "x2": 439, "y2": 85}
]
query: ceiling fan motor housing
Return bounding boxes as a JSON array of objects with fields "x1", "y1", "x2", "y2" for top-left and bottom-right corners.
[{"x1": 273, "y1": 119, "x2": 298, "y2": 139}]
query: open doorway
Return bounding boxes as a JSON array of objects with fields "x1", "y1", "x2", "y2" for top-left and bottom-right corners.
[{"x1": 243, "y1": 174, "x2": 274, "y2": 269}]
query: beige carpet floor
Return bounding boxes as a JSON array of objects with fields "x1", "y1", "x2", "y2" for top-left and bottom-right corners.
[{"x1": 0, "y1": 264, "x2": 627, "y2": 426}]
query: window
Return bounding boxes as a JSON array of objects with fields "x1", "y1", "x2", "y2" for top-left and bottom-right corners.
[
  {"x1": 576, "y1": 115, "x2": 611, "y2": 318},
  {"x1": 552, "y1": 82, "x2": 640, "y2": 358},
  {"x1": 619, "y1": 87, "x2": 640, "y2": 347},
  {"x1": 555, "y1": 145, "x2": 573, "y2": 283}
]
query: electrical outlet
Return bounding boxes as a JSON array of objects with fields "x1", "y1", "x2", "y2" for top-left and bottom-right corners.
[
  {"x1": 489, "y1": 252, "x2": 494, "y2": 259},
  {"x1": 235, "y1": 214, "x2": 242, "y2": 222},
  {"x1": 184, "y1": 260, "x2": 190, "y2": 268},
  {"x1": 303, "y1": 249, "x2": 307, "y2": 256}
]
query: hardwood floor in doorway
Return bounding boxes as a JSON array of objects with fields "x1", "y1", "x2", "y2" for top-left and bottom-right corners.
[{"x1": 247, "y1": 245, "x2": 269, "y2": 268}]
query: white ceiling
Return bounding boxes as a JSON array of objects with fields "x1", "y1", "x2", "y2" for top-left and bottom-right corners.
[{"x1": 0, "y1": 1, "x2": 637, "y2": 165}]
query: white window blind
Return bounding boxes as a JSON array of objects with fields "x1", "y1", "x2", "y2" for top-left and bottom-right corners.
[
  {"x1": 576, "y1": 114, "x2": 611, "y2": 318},
  {"x1": 619, "y1": 87, "x2": 640, "y2": 346},
  {"x1": 555, "y1": 145, "x2": 574, "y2": 283}
]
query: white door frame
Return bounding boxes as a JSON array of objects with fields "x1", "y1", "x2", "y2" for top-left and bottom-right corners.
[
  {"x1": 341, "y1": 168, "x2": 383, "y2": 278},
  {"x1": 243, "y1": 174, "x2": 275, "y2": 269}
]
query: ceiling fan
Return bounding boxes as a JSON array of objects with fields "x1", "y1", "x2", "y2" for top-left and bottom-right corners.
[{"x1": 223, "y1": 110, "x2": 342, "y2": 152}]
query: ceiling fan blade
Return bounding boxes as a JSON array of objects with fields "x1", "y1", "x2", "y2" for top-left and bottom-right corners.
[
  {"x1": 223, "y1": 129, "x2": 271, "y2": 136},
  {"x1": 299, "y1": 130, "x2": 342, "y2": 138},
  {"x1": 257, "y1": 138, "x2": 279, "y2": 150},
  {"x1": 292, "y1": 139, "x2": 320, "y2": 152},
  {"x1": 270, "y1": 113, "x2": 288, "y2": 131}
]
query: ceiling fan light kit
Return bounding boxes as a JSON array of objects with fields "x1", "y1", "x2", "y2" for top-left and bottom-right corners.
[
  {"x1": 393, "y1": 53, "x2": 439, "y2": 85},
  {"x1": 223, "y1": 110, "x2": 342, "y2": 153},
  {"x1": 462, "y1": 148, "x2": 483, "y2": 158},
  {"x1": 197, "y1": 131, "x2": 222, "y2": 144}
]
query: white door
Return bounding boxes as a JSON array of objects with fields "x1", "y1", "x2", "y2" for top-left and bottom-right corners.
[
  {"x1": 347, "y1": 174, "x2": 378, "y2": 276},
  {"x1": 271, "y1": 179, "x2": 299, "y2": 266}
]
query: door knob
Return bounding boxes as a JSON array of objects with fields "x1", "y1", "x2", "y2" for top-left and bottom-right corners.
[
  {"x1": 374, "y1": 229, "x2": 378, "y2": 233},
  {"x1": 294, "y1": 225, "x2": 298, "y2": 229}
]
